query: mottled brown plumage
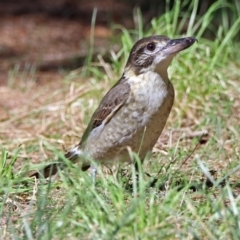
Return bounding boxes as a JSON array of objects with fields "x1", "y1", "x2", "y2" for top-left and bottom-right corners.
[{"x1": 80, "y1": 78, "x2": 130, "y2": 145}]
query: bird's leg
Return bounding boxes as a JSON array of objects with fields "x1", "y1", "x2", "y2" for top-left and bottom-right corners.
[
  {"x1": 90, "y1": 165, "x2": 97, "y2": 184},
  {"x1": 134, "y1": 156, "x2": 145, "y2": 174},
  {"x1": 134, "y1": 159, "x2": 143, "y2": 185}
]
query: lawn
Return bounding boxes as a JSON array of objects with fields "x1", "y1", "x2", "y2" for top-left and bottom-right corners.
[{"x1": 1, "y1": 0, "x2": 240, "y2": 239}]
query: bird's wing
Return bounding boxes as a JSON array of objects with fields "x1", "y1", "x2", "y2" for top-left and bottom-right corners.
[
  {"x1": 28, "y1": 77, "x2": 131, "y2": 178},
  {"x1": 80, "y1": 77, "x2": 130, "y2": 145}
]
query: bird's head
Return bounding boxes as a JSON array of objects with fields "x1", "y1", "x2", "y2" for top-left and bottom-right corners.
[{"x1": 125, "y1": 35, "x2": 197, "y2": 77}]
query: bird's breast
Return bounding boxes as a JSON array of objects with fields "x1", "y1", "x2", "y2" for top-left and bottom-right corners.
[
  {"x1": 85, "y1": 72, "x2": 174, "y2": 162},
  {"x1": 127, "y1": 72, "x2": 174, "y2": 122}
]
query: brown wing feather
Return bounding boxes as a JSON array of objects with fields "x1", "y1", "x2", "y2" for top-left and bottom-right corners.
[
  {"x1": 29, "y1": 77, "x2": 130, "y2": 178},
  {"x1": 80, "y1": 76, "x2": 130, "y2": 145}
]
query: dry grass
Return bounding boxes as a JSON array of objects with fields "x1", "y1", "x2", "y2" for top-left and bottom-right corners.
[
  {"x1": 1, "y1": 55, "x2": 240, "y2": 240},
  {"x1": 1, "y1": 56, "x2": 239, "y2": 176},
  {"x1": 1, "y1": 1, "x2": 240, "y2": 237}
]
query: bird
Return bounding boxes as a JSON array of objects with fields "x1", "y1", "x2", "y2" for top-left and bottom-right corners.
[{"x1": 30, "y1": 35, "x2": 197, "y2": 179}]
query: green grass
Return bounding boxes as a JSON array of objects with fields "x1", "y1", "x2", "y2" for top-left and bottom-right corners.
[{"x1": 1, "y1": 0, "x2": 240, "y2": 239}]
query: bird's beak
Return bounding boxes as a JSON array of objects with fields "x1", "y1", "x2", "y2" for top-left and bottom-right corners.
[{"x1": 164, "y1": 37, "x2": 197, "y2": 55}]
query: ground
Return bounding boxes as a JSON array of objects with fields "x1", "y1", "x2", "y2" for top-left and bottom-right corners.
[
  {"x1": 0, "y1": 4, "x2": 115, "y2": 168},
  {"x1": 1, "y1": 1, "x2": 240, "y2": 239}
]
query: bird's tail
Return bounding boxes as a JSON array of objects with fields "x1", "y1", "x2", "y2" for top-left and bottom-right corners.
[{"x1": 29, "y1": 146, "x2": 89, "y2": 178}]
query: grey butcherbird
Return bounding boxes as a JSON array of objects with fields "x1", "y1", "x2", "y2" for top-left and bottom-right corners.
[{"x1": 30, "y1": 35, "x2": 197, "y2": 179}]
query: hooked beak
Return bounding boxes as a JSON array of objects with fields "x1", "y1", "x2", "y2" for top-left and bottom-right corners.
[{"x1": 164, "y1": 37, "x2": 197, "y2": 55}]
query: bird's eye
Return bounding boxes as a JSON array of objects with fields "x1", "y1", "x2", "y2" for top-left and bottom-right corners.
[{"x1": 146, "y1": 42, "x2": 156, "y2": 51}]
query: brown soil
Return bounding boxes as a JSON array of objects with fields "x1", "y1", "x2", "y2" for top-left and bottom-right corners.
[{"x1": 0, "y1": 1, "x2": 133, "y2": 117}]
